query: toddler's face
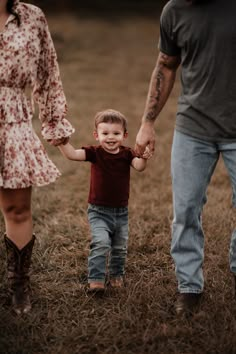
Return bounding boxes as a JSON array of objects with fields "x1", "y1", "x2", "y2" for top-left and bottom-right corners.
[{"x1": 93, "y1": 122, "x2": 127, "y2": 154}]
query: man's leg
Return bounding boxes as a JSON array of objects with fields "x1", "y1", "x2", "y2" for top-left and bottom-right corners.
[
  {"x1": 171, "y1": 131, "x2": 219, "y2": 314},
  {"x1": 220, "y1": 142, "x2": 236, "y2": 288}
]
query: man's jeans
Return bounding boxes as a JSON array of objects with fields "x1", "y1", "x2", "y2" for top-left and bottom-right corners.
[
  {"x1": 87, "y1": 204, "x2": 129, "y2": 283},
  {"x1": 171, "y1": 130, "x2": 236, "y2": 293}
]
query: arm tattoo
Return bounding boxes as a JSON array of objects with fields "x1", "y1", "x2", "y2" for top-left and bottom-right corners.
[
  {"x1": 146, "y1": 69, "x2": 164, "y2": 121},
  {"x1": 144, "y1": 53, "x2": 180, "y2": 122}
]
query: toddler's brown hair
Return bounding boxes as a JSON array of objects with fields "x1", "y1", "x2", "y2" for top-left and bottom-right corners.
[{"x1": 94, "y1": 109, "x2": 128, "y2": 133}]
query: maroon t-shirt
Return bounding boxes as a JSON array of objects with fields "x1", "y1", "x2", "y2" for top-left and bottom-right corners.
[{"x1": 83, "y1": 145, "x2": 136, "y2": 207}]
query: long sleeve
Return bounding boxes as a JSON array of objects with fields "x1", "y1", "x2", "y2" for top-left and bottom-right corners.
[{"x1": 32, "y1": 10, "x2": 74, "y2": 140}]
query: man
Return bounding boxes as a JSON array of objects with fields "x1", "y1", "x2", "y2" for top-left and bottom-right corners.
[{"x1": 135, "y1": 0, "x2": 236, "y2": 316}]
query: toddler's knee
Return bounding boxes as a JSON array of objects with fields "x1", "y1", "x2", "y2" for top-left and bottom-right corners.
[{"x1": 91, "y1": 238, "x2": 110, "y2": 251}]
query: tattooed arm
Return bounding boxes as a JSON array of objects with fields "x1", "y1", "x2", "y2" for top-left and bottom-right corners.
[{"x1": 135, "y1": 52, "x2": 180, "y2": 155}]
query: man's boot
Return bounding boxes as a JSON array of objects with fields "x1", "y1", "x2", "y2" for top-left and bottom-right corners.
[{"x1": 4, "y1": 234, "x2": 35, "y2": 315}]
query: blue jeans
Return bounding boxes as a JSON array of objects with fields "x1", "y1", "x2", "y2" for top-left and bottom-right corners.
[
  {"x1": 171, "y1": 130, "x2": 236, "y2": 294},
  {"x1": 87, "y1": 204, "x2": 129, "y2": 283}
]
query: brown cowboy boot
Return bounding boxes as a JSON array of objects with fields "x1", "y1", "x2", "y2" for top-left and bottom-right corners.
[{"x1": 4, "y1": 234, "x2": 35, "y2": 315}]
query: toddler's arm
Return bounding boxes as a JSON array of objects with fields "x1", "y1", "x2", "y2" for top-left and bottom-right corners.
[
  {"x1": 131, "y1": 146, "x2": 152, "y2": 171},
  {"x1": 131, "y1": 157, "x2": 147, "y2": 171},
  {"x1": 58, "y1": 143, "x2": 86, "y2": 161}
]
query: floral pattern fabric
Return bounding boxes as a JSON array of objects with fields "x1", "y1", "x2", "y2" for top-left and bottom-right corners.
[{"x1": 0, "y1": 1, "x2": 74, "y2": 188}]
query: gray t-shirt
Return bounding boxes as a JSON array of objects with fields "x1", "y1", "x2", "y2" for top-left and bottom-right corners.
[{"x1": 159, "y1": 0, "x2": 236, "y2": 142}]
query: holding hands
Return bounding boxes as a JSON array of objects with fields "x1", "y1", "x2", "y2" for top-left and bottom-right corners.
[
  {"x1": 47, "y1": 136, "x2": 70, "y2": 146},
  {"x1": 141, "y1": 145, "x2": 153, "y2": 160},
  {"x1": 135, "y1": 121, "x2": 156, "y2": 159}
]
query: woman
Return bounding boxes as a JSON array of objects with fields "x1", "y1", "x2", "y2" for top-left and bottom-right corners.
[{"x1": 0, "y1": 0, "x2": 74, "y2": 314}]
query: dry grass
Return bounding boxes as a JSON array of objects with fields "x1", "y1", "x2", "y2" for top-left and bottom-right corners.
[{"x1": 1, "y1": 9, "x2": 236, "y2": 354}]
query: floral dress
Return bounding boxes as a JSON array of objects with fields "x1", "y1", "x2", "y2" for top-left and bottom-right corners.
[{"x1": 0, "y1": 0, "x2": 74, "y2": 188}]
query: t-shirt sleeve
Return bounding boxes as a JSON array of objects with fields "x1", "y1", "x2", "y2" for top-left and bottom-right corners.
[
  {"x1": 82, "y1": 146, "x2": 97, "y2": 163},
  {"x1": 128, "y1": 148, "x2": 138, "y2": 165},
  {"x1": 158, "y1": 5, "x2": 181, "y2": 56}
]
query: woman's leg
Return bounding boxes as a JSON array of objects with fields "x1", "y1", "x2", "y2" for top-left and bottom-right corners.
[
  {"x1": 0, "y1": 187, "x2": 35, "y2": 314},
  {"x1": 0, "y1": 187, "x2": 32, "y2": 249}
]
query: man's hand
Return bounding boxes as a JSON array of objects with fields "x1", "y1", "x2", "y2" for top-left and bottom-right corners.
[
  {"x1": 135, "y1": 121, "x2": 155, "y2": 157},
  {"x1": 47, "y1": 137, "x2": 70, "y2": 146}
]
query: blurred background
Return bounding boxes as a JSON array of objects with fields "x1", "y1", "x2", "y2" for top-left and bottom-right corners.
[{"x1": 26, "y1": 0, "x2": 168, "y2": 13}]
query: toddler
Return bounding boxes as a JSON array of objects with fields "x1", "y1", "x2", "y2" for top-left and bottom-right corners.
[{"x1": 58, "y1": 109, "x2": 151, "y2": 291}]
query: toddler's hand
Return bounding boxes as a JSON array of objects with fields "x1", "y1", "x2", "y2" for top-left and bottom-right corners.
[
  {"x1": 47, "y1": 137, "x2": 70, "y2": 146},
  {"x1": 142, "y1": 146, "x2": 153, "y2": 160}
]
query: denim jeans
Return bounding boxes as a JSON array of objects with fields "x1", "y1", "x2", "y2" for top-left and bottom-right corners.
[
  {"x1": 87, "y1": 204, "x2": 129, "y2": 283},
  {"x1": 171, "y1": 130, "x2": 236, "y2": 294}
]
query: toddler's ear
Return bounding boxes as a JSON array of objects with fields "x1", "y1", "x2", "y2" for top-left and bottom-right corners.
[
  {"x1": 93, "y1": 131, "x2": 99, "y2": 140},
  {"x1": 124, "y1": 132, "x2": 128, "y2": 139}
]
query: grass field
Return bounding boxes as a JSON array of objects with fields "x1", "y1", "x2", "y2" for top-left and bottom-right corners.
[{"x1": 1, "y1": 9, "x2": 236, "y2": 354}]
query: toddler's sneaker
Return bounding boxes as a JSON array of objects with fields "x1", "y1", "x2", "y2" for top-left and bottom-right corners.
[
  {"x1": 109, "y1": 277, "x2": 124, "y2": 288},
  {"x1": 88, "y1": 281, "x2": 105, "y2": 293}
]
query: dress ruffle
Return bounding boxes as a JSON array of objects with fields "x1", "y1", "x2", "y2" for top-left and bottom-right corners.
[
  {"x1": 0, "y1": 121, "x2": 60, "y2": 189},
  {"x1": 41, "y1": 118, "x2": 75, "y2": 140}
]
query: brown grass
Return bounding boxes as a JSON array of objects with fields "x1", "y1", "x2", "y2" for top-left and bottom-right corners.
[{"x1": 1, "y1": 9, "x2": 236, "y2": 354}]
